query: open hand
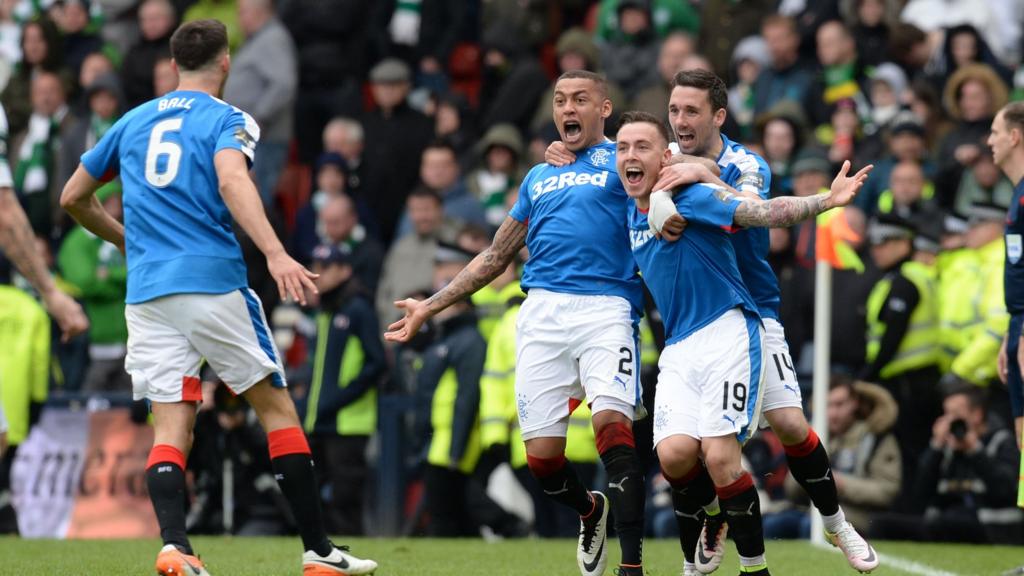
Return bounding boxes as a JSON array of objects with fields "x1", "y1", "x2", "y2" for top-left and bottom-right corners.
[
  {"x1": 385, "y1": 298, "x2": 432, "y2": 343},
  {"x1": 827, "y1": 161, "x2": 873, "y2": 209}
]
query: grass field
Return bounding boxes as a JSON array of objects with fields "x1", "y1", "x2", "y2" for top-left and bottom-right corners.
[{"x1": 0, "y1": 536, "x2": 1019, "y2": 576}]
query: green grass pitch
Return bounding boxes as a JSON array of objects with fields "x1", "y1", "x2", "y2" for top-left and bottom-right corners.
[{"x1": 0, "y1": 537, "x2": 1018, "y2": 575}]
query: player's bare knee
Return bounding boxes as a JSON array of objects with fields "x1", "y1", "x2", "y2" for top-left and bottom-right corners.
[
  {"x1": 524, "y1": 436, "x2": 567, "y2": 459},
  {"x1": 701, "y1": 437, "x2": 743, "y2": 484},
  {"x1": 766, "y1": 407, "x2": 809, "y2": 445},
  {"x1": 591, "y1": 407, "x2": 631, "y2": 432},
  {"x1": 656, "y1": 435, "x2": 700, "y2": 477}
]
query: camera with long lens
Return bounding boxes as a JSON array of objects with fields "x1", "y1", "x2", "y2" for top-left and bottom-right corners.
[{"x1": 949, "y1": 418, "x2": 968, "y2": 441}]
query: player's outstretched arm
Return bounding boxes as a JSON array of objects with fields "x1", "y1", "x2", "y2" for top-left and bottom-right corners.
[
  {"x1": 214, "y1": 149, "x2": 318, "y2": 305},
  {"x1": 733, "y1": 161, "x2": 872, "y2": 228},
  {"x1": 384, "y1": 216, "x2": 528, "y2": 343}
]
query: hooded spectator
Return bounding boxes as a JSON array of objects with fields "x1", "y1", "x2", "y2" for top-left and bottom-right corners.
[
  {"x1": 727, "y1": 35, "x2": 770, "y2": 140},
  {"x1": 120, "y1": 0, "x2": 175, "y2": 109},
  {"x1": 466, "y1": 123, "x2": 526, "y2": 228},
  {"x1": 938, "y1": 63, "x2": 1008, "y2": 171}
]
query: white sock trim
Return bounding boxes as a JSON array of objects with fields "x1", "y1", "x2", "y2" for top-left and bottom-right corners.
[{"x1": 822, "y1": 508, "x2": 847, "y2": 533}]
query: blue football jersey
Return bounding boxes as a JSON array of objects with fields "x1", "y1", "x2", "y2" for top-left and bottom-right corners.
[
  {"x1": 81, "y1": 91, "x2": 259, "y2": 304},
  {"x1": 629, "y1": 184, "x2": 759, "y2": 344},
  {"x1": 509, "y1": 140, "x2": 643, "y2": 312},
  {"x1": 671, "y1": 135, "x2": 780, "y2": 320}
]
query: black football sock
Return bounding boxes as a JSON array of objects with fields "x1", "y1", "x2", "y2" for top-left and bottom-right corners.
[
  {"x1": 598, "y1": 423, "x2": 644, "y2": 567},
  {"x1": 269, "y1": 427, "x2": 332, "y2": 557},
  {"x1": 664, "y1": 461, "x2": 717, "y2": 563},
  {"x1": 146, "y1": 445, "x2": 193, "y2": 555},
  {"x1": 784, "y1": 428, "x2": 840, "y2": 517},
  {"x1": 526, "y1": 453, "x2": 595, "y2": 516},
  {"x1": 717, "y1": 473, "x2": 767, "y2": 571}
]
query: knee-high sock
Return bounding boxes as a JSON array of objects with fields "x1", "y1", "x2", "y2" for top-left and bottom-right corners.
[
  {"x1": 526, "y1": 452, "x2": 595, "y2": 516},
  {"x1": 268, "y1": 427, "x2": 332, "y2": 556},
  {"x1": 146, "y1": 445, "x2": 192, "y2": 555},
  {"x1": 664, "y1": 461, "x2": 716, "y2": 563},
  {"x1": 784, "y1": 429, "x2": 840, "y2": 518},
  {"x1": 598, "y1": 422, "x2": 644, "y2": 567},
  {"x1": 717, "y1": 473, "x2": 766, "y2": 570}
]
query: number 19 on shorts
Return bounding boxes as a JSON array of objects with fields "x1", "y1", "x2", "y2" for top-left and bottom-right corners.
[{"x1": 722, "y1": 380, "x2": 747, "y2": 412}]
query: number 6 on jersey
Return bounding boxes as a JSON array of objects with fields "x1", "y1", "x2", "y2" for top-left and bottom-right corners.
[{"x1": 146, "y1": 118, "x2": 183, "y2": 187}]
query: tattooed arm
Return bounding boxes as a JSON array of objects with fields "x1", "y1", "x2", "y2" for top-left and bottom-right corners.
[
  {"x1": 384, "y1": 216, "x2": 528, "y2": 342},
  {"x1": 732, "y1": 160, "x2": 872, "y2": 228},
  {"x1": 0, "y1": 186, "x2": 89, "y2": 340}
]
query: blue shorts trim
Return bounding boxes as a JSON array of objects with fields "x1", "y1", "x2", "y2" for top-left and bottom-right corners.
[
  {"x1": 737, "y1": 312, "x2": 764, "y2": 443},
  {"x1": 240, "y1": 289, "x2": 285, "y2": 388}
]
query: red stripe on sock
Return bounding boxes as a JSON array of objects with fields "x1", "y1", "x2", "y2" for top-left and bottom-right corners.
[
  {"x1": 146, "y1": 444, "x2": 186, "y2": 470},
  {"x1": 526, "y1": 453, "x2": 566, "y2": 478},
  {"x1": 663, "y1": 461, "x2": 704, "y2": 488},
  {"x1": 268, "y1": 427, "x2": 311, "y2": 459},
  {"x1": 715, "y1": 472, "x2": 754, "y2": 500},
  {"x1": 783, "y1": 428, "x2": 820, "y2": 458},
  {"x1": 596, "y1": 421, "x2": 635, "y2": 454},
  {"x1": 181, "y1": 376, "x2": 202, "y2": 402}
]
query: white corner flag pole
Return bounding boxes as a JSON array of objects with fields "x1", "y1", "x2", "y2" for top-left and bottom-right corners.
[{"x1": 811, "y1": 259, "x2": 832, "y2": 546}]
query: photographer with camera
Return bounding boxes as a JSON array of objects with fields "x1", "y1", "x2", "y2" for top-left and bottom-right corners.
[{"x1": 870, "y1": 385, "x2": 1023, "y2": 543}]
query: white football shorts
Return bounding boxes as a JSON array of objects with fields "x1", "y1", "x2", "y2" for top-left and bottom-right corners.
[
  {"x1": 759, "y1": 317, "x2": 803, "y2": 414},
  {"x1": 653, "y1": 308, "x2": 766, "y2": 446},
  {"x1": 515, "y1": 289, "x2": 641, "y2": 440},
  {"x1": 125, "y1": 289, "x2": 286, "y2": 403}
]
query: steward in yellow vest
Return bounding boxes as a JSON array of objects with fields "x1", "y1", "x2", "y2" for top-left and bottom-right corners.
[
  {"x1": 417, "y1": 241, "x2": 523, "y2": 537},
  {"x1": 301, "y1": 244, "x2": 385, "y2": 535},
  {"x1": 863, "y1": 212, "x2": 942, "y2": 480}
]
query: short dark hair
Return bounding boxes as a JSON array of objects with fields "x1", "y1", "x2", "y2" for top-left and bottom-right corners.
[
  {"x1": 407, "y1": 186, "x2": 442, "y2": 206},
  {"x1": 1001, "y1": 101, "x2": 1024, "y2": 133},
  {"x1": 555, "y1": 69, "x2": 609, "y2": 99},
  {"x1": 617, "y1": 110, "x2": 670, "y2": 146},
  {"x1": 671, "y1": 68, "x2": 728, "y2": 113},
  {"x1": 761, "y1": 13, "x2": 797, "y2": 35},
  {"x1": 424, "y1": 138, "x2": 458, "y2": 159},
  {"x1": 169, "y1": 19, "x2": 228, "y2": 72},
  {"x1": 946, "y1": 383, "x2": 987, "y2": 413},
  {"x1": 829, "y1": 374, "x2": 856, "y2": 396}
]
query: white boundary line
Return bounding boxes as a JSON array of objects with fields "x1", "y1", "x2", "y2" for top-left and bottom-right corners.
[{"x1": 812, "y1": 540, "x2": 964, "y2": 576}]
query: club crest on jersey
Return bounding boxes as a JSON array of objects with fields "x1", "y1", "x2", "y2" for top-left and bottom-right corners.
[
  {"x1": 589, "y1": 147, "x2": 611, "y2": 166},
  {"x1": 531, "y1": 170, "x2": 609, "y2": 200}
]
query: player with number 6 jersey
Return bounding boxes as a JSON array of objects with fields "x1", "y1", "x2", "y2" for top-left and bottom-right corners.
[{"x1": 61, "y1": 19, "x2": 376, "y2": 576}]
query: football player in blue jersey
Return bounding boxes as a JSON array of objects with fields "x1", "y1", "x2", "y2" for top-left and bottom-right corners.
[
  {"x1": 60, "y1": 20, "x2": 376, "y2": 576},
  {"x1": 656, "y1": 70, "x2": 878, "y2": 575},
  {"x1": 386, "y1": 70, "x2": 715, "y2": 576},
  {"x1": 614, "y1": 110, "x2": 868, "y2": 576}
]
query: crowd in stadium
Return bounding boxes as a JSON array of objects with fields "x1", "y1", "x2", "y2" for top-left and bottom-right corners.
[{"x1": 0, "y1": 0, "x2": 1022, "y2": 551}]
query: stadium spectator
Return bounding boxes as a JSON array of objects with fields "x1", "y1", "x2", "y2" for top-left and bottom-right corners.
[
  {"x1": 871, "y1": 385, "x2": 1023, "y2": 543},
  {"x1": 752, "y1": 14, "x2": 815, "y2": 116},
  {"x1": 755, "y1": 100, "x2": 808, "y2": 197},
  {"x1": 369, "y1": 0, "x2": 464, "y2": 93},
  {"x1": 804, "y1": 20, "x2": 870, "y2": 133},
  {"x1": 319, "y1": 196, "x2": 384, "y2": 299},
  {"x1": 396, "y1": 140, "x2": 487, "y2": 238},
  {"x1": 765, "y1": 376, "x2": 901, "y2": 538},
  {"x1": 633, "y1": 32, "x2": 696, "y2": 122},
  {"x1": 301, "y1": 243, "x2": 385, "y2": 535},
  {"x1": 12, "y1": 70, "x2": 70, "y2": 236},
  {"x1": 56, "y1": 181, "x2": 128, "y2": 393},
  {"x1": 929, "y1": 24, "x2": 1014, "y2": 89},
  {"x1": 876, "y1": 160, "x2": 934, "y2": 218},
  {"x1": 855, "y1": 116, "x2": 932, "y2": 217},
  {"x1": 862, "y1": 212, "x2": 943, "y2": 483},
  {"x1": 866, "y1": 63, "x2": 907, "y2": 134},
  {"x1": 476, "y1": 23, "x2": 549, "y2": 134},
  {"x1": 60, "y1": 72, "x2": 121, "y2": 188},
  {"x1": 375, "y1": 188, "x2": 459, "y2": 326},
  {"x1": 0, "y1": 283, "x2": 50, "y2": 534},
  {"x1": 2, "y1": 18, "x2": 67, "y2": 137},
  {"x1": 74, "y1": 51, "x2": 113, "y2": 114},
  {"x1": 698, "y1": 0, "x2": 774, "y2": 78},
  {"x1": 51, "y1": 0, "x2": 103, "y2": 82},
  {"x1": 900, "y1": 0, "x2": 1007, "y2": 65},
  {"x1": 465, "y1": 123, "x2": 526, "y2": 229},
  {"x1": 280, "y1": 0, "x2": 369, "y2": 162},
  {"x1": 937, "y1": 64, "x2": 1008, "y2": 173},
  {"x1": 726, "y1": 35, "x2": 770, "y2": 141},
  {"x1": 431, "y1": 92, "x2": 477, "y2": 167},
  {"x1": 596, "y1": 0, "x2": 661, "y2": 100},
  {"x1": 841, "y1": 0, "x2": 900, "y2": 68},
  {"x1": 152, "y1": 56, "x2": 176, "y2": 97},
  {"x1": 120, "y1": 0, "x2": 175, "y2": 109},
  {"x1": 223, "y1": 0, "x2": 296, "y2": 208},
  {"x1": 595, "y1": 0, "x2": 700, "y2": 41},
  {"x1": 937, "y1": 146, "x2": 1014, "y2": 216},
  {"x1": 322, "y1": 117, "x2": 364, "y2": 190},
  {"x1": 293, "y1": 153, "x2": 349, "y2": 263},
  {"x1": 360, "y1": 58, "x2": 433, "y2": 247}
]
